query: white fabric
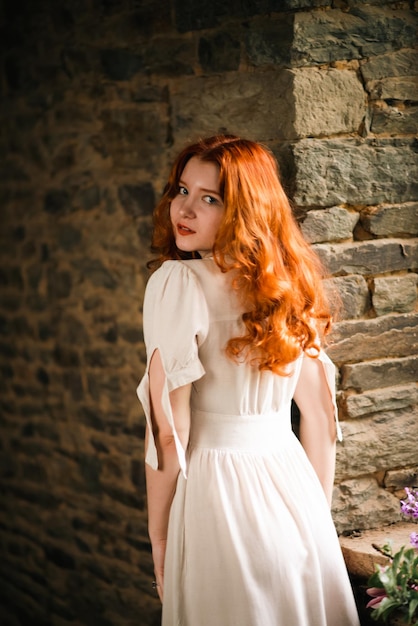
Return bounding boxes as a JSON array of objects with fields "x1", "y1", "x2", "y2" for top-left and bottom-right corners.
[{"x1": 137, "y1": 258, "x2": 359, "y2": 626}]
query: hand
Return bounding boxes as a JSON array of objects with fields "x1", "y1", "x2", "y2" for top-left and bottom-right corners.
[{"x1": 152, "y1": 539, "x2": 167, "y2": 603}]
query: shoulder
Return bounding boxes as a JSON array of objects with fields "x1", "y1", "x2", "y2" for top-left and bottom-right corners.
[
  {"x1": 146, "y1": 260, "x2": 201, "y2": 292},
  {"x1": 143, "y1": 260, "x2": 210, "y2": 340},
  {"x1": 144, "y1": 260, "x2": 209, "y2": 311}
]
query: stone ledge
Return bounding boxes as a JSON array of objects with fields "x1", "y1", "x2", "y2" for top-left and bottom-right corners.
[{"x1": 339, "y1": 521, "x2": 415, "y2": 578}]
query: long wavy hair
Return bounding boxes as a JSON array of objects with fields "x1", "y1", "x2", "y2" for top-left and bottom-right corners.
[{"x1": 148, "y1": 135, "x2": 333, "y2": 374}]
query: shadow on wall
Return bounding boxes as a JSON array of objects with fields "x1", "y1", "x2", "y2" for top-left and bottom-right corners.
[{"x1": 0, "y1": 0, "x2": 417, "y2": 624}]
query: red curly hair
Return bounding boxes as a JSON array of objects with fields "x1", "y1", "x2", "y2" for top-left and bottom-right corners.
[{"x1": 148, "y1": 135, "x2": 332, "y2": 375}]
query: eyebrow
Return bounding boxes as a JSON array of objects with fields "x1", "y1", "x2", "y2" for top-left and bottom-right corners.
[{"x1": 179, "y1": 179, "x2": 221, "y2": 197}]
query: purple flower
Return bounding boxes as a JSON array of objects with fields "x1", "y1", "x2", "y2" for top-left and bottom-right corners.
[
  {"x1": 400, "y1": 487, "x2": 418, "y2": 519},
  {"x1": 410, "y1": 532, "x2": 418, "y2": 549},
  {"x1": 366, "y1": 587, "x2": 388, "y2": 609}
]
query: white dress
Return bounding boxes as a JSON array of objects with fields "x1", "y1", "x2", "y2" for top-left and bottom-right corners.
[{"x1": 137, "y1": 258, "x2": 360, "y2": 626}]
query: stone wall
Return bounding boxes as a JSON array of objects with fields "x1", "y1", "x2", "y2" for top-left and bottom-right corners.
[{"x1": 0, "y1": 0, "x2": 417, "y2": 624}]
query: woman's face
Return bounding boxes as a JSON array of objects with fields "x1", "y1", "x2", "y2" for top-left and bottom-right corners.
[{"x1": 170, "y1": 157, "x2": 224, "y2": 257}]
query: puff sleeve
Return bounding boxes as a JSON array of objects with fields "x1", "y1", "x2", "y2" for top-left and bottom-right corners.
[{"x1": 136, "y1": 261, "x2": 209, "y2": 477}]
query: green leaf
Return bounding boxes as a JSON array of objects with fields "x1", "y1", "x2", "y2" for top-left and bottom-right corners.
[
  {"x1": 373, "y1": 596, "x2": 402, "y2": 619},
  {"x1": 409, "y1": 597, "x2": 418, "y2": 622},
  {"x1": 367, "y1": 540, "x2": 418, "y2": 624}
]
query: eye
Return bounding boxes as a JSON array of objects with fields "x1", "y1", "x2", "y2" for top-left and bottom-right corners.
[
  {"x1": 203, "y1": 195, "x2": 218, "y2": 205},
  {"x1": 178, "y1": 186, "x2": 188, "y2": 196}
]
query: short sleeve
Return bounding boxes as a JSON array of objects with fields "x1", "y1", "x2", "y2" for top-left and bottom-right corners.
[{"x1": 136, "y1": 261, "x2": 209, "y2": 477}]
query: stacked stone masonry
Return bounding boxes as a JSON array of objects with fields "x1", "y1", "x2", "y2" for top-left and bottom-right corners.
[{"x1": 0, "y1": 0, "x2": 417, "y2": 624}]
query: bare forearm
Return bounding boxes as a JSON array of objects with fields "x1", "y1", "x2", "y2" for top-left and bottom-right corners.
[
  {"x1": 145, "y1": 427, "x2": 181, "y2": 544},
  {"x1": 144, "y1": 350, "x2": 192, "y2": 601},
  {"x1": 300, "y1": 416, "x2": 336, "y2": 506},
  {"x1": 293, "y1": 355, "x2": 338, "y2": 507}
]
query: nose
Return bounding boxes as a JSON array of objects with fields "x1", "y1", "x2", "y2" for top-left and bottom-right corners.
[{"x1": 179, "y1": 198, "x2": 195, "y2": 218}]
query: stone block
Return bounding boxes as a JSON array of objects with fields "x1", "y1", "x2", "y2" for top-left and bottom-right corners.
[
  {"x1": 293, "y1": 7, "x2": 418, "y2": 65},
  {"x1": 384, "y1": 467, "x2": 418, "y2": 490},
  {"x1": 361, "y1": 49, "x2": 418, "y2": 82},
  {"x1": 142, "y1": 38, "x2": 196, "y2": 76},
  {"x1": 199, "y1": 31, "x2": 241, "y2": 73},
  {"x1": 0, "y1": 265, "x2": 24, "y2": 291},
  {"x1": 62, "y1": 371, "x2": 84, "y2": 402},
  {"x1": 26, "y1": 295, "x2": 49, "y2": 312},
  {"x1": 43, "y1": 189, "x2": 73, "y2": 216},
  {"x1": 7, "y1": 482, "x2": 62, "y2": 509},
  {"x1": 290, "y1": 0, "x2": 333, "y2": 6},
  {"x1": 117, "y1": 184, "x2": 155, "y2": 218},
  {"x1": 60, "y1": 46, "x2": 99, "y2": 79},
  {"x1": 100, "y1": 49, "x2": 143, "y2": 81},
  {"x1": 301, "y1": 206, "x2": 359, "y2": 243},
  {"x1": 84, "y1": 348, "x2": 125, "y2": 369},
  {"x1": 341, "y1": 355, "x2": 418, "y2": 391},
  {"x1": 293, "y1": 68, "x2": 366, "y2": 137},
  {"x1": 102, "y1": 483, "x2": 143, "y2": 509},
  {"x1": 342, "y1": 383, "x2": 418, "y2": 420},
  {"x1": 367, "y1": 77, "x2": 418, "y2": 101},
  {"x1": 293, "y1": 138, "x2": 418, "y2": 206},
  {"x1": 77, "y1": 186, "x2": 101, "y2": 212},
  {"x1": 36, "y1": 367, "x2": 49, "y2": 386},
  {"x1": 0, "y1": 314, "x2": 11, "y2": 336},
  {"x1": 0, "y1": 341, "x2": 18, "y2": 358},
  {"x1": 332, "y1": 477, "x2": 401, "y2": 533},
  {"x1": 128, "y1": 80, "x2": 169, "y2": 104},
  {"x1": 54, "y1": 346, "x2": 80, "y2": 368},
  {"x1": 0, "y1": 572, "x2": 50, "y2": 624},
  {"x1": 371, "y1": 104, "x2": 418, "y2": 136},
  {"x1": 100, "y1": 106, "x2": 169, "y2": 171},
  {"x1": 119, "y1": 324, "x2": 143, "y2": 344},
  {"x1": 0, "y1": 451, "x2": 18, "y2": 479},
  {"x1": 47, "y1": 269, "x2": 72, "y2": 299},
  {"x1": 323, "y1": 275, "x2": 369, "y2": 320},
  {"x1": 339, "y1": 522, "x2": 414, "y2": 577},
  {"x1": 131, "y1": 458, "x2": 145, "y2": 490},
  {"x1": 51, "y1": 144, "x2": 76, "y2": 176},
  {"x1": 174, "y1": 0, "x2": 227, "y2": 32},
  {"x1": 70, "y1": 258, "x2": 117, "y2": 290},
  {"x1": 87, "y1": 373, "x2": 120, "y2": 403},
  {"x1": 335, "y1": 407, "x2": 418, "y2": 480},
  {"x1": 54, "y1": 101, "x2": 97, "y2": 127},
  {"x1": 314, "y1": 239, "x2": 418, "y2": 276},
  {"x1": 173, "y1": 0, "x2": 325, "y2": 33},
  {"x1": 1, "y1": 363, "x2": 13, "y2": 380},
  {"x1": 170, "y1": 70, "x2": 295, "y2": 148},
  {"x1": 244, "y1": 15, "x2": 294, "y2": 67},
  {"x1": 78, "y1": 453, "x2": 102, "y2": 495},
  {"x1": 22, "y1": 240, "x2": 36, "y2": 260},
  {"x1": 80, "y1": 2, "x2": 169, "y2": 44},
  {"x1": 54, "y1": 313, "x2": 88, "y2": 345},
  {"x1": 57, "y1": 225, "x2": 82, "y2": 251},
  {"x1": 360, "y1": 203, "x2": 418, "y2": 237},
  {"x1": 0, "y1": 266, "x2": 24, "y2": 289},
  {"x1": 372, "y1": 274, "x2": 417, "y2": 316}
]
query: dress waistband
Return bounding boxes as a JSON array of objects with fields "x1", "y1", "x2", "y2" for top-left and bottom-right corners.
[{"x1": 189, "y1": 408, "x2": 293, "y2": 452}]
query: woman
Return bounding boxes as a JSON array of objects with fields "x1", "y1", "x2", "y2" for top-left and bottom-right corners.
[{"x1": 137, "y1": 135, "x2": 360, "y2": 625}]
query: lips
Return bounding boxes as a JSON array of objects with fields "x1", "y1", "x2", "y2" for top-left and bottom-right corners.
[{"x1": 177, "y1": 223, "x2": 196, "y2": 236}]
